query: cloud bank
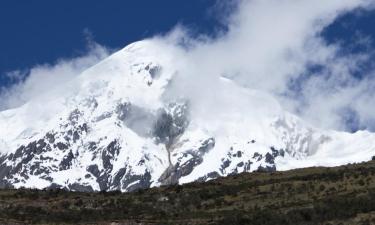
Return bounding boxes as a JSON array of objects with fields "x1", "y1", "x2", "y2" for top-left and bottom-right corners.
[{"x1": 155, "y1": 0, "x2": 375, "y2": 131}]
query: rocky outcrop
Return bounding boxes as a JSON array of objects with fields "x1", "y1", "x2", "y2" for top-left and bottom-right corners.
[{"x1": 159, "y1": 138, "x2": 215, "y2": 185}]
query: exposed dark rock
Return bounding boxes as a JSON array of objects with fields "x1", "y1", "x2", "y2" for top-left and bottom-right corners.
[
  {"x1": 39, "y1": 155, "x2": 54, "y2": 161},
  {"x1": 68, "y1": 183, "x2": 94, "y2": 192},
  {"x1": 36, "y1": 139, "x2": 47, "y2": 154},
  {"x1": 59, "y1": 150, "x2": 74, "y2": 170},
  {"x1": 102, "y1": 140, "x2": 121, "y2": 171},
  {"x1": 1, "y1": 119, "x2": 93, "y2": 187},
  {"x1": 63, "y1": 135, "x2": 71, "y2": 142},
  {"x1": 40, "y1": 176, "x2": 53, "y2": 182},
  {"x1": 265, "y1": 153, "x2": 275, "y2": 164},
  {"x1": 148, "y1": 65, "x2": 162, "y2": 78},
  {"x1": 87, "y1": 142, "x2": 97, "y2": 150},
  {"x1": 0, "y1": 155, "x2": 12, "y2": 182},
  {"x1": 30, "y1": 163, "x2": 51, "y2": 176},
  {"x1": 244, "y1": 160, "x2": 252, "y2": 171},
  {"x1": 270, "y1": 147, "x2": 286, "y2": 158},
  {"x1": 87, "y1": 165, "x2": 100, "y2": 178},
  {"x1": 111, "y1": 168, "x2": 127, "y2": 189},
  {"x1": 257, "y1": 165, "x2": 276, "y2": 172},
  {"x1": 87, "y1": 164, "x2": 110, "y2": 190},
  {"x1": 160, "y1": 157, "x2": 201, "y2": 186},
  {"x1": 121, "y1": 170, "x2": 152, "y2": 192},
  {"x1": 73, "y1": 131, "x2": 80, "y2": 143},
  {"x1": 220, "y1": 159, "x2": 231, "y2": 174},
  {"x1": 253, "y1": 152, "x2": 262, "y2": 161},
  {"x1": 47, "y1": 183, "x2": 65, "y2": 190},
  {"x1": 0, "y1": 179, "x2": 14, "y2": 189},
  {"x1": 196, "y1": 172, "x2": 220, "y2": 182},
  {"x1": 12, "y1": 141, "x2": 43, "y2": 168},
  {"x1": 55, "y1": 142, "x2": 68, "y2": 150},
  {"x1": 13, "y1": 145, "x2": 25, "y2": 159},
  {"x1": 270, "y1": 147, "x2": 278, "y2": 157},
  {"x1": 138, "y1": 159, "x2": 145, "y2": 166},
  {"x1": 159, "y1": 137, "x2": 215, "y2": 185},
  {"x1": 80, "y1": 123, "x2": 88, "y2": 133},
  {"x1": 233, "y1": 151, "x2": 242, "y2": 157}
]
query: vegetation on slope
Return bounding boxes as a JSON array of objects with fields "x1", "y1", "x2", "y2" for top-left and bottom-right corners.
[{"x1": 1, "y1": 160, "x2": 375, "y2": 224}]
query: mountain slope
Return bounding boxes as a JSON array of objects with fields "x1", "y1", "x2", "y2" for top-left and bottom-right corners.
[
  {"x1": 1, "y1": 160, "x2": 375, "y2": 225},
  {"x1": 0, "y1": 40, "x2": 374, "y2": 191}
]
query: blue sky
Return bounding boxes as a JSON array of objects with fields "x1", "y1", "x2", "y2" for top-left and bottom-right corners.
[
  {"x1": 0, "y1": 0, "x2": 374, "y2": 84},
  {"x1": 1, "y1": 1, "x2": 375, "y2": 132},
  {"x1": 0, "y1": 0, "x2": 220, "y2": 87}
]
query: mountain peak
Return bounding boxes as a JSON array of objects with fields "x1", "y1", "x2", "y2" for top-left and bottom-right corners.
[{"x1": 0, "y1": 40, "x2": 374, "y2": 191}]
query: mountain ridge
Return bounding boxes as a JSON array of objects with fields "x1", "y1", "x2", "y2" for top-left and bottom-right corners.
[{"x1": 0, "y1": 39, "x2": 374, "y2": 192}]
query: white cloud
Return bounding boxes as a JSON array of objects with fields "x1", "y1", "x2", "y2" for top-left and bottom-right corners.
[
  {"x1": 2, "y1": 0, "x2": 375, "y2": 132},
  {"x1": 0, "y1": 42, "x2": 110, "y2": 110},
  {"x1": 154, "y1": 0, "x2": 375, "y2": 131}
]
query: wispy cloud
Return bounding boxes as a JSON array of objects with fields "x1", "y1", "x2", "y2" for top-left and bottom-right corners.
[
  {"x1": 155, "y1": 0, "x2": 375, "y2": 131},
  {"x1": 2, "y1": 0, "x2": 375, "y2": 133},
  {"x1": 0, "y1": 41, "x2": 110, "y2": 110}
]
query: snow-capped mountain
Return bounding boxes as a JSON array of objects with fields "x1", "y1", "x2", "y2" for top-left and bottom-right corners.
[{"x1": 0, "y1": 40, "x2": 374, "y2": 192}]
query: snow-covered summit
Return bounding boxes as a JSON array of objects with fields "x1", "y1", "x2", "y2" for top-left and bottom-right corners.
[{"x1": 0, "y1": 39, "x2": 374, "y2": 191}]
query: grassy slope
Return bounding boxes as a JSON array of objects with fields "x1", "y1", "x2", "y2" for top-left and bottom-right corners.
[{"x1": 1, "y1": 161, "x2": 375, "y2": 225}]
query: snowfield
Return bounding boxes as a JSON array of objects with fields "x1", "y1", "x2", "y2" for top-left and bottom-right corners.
[{"x1": 0, "y1": 40, "x2": 374, "y2": 191}]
